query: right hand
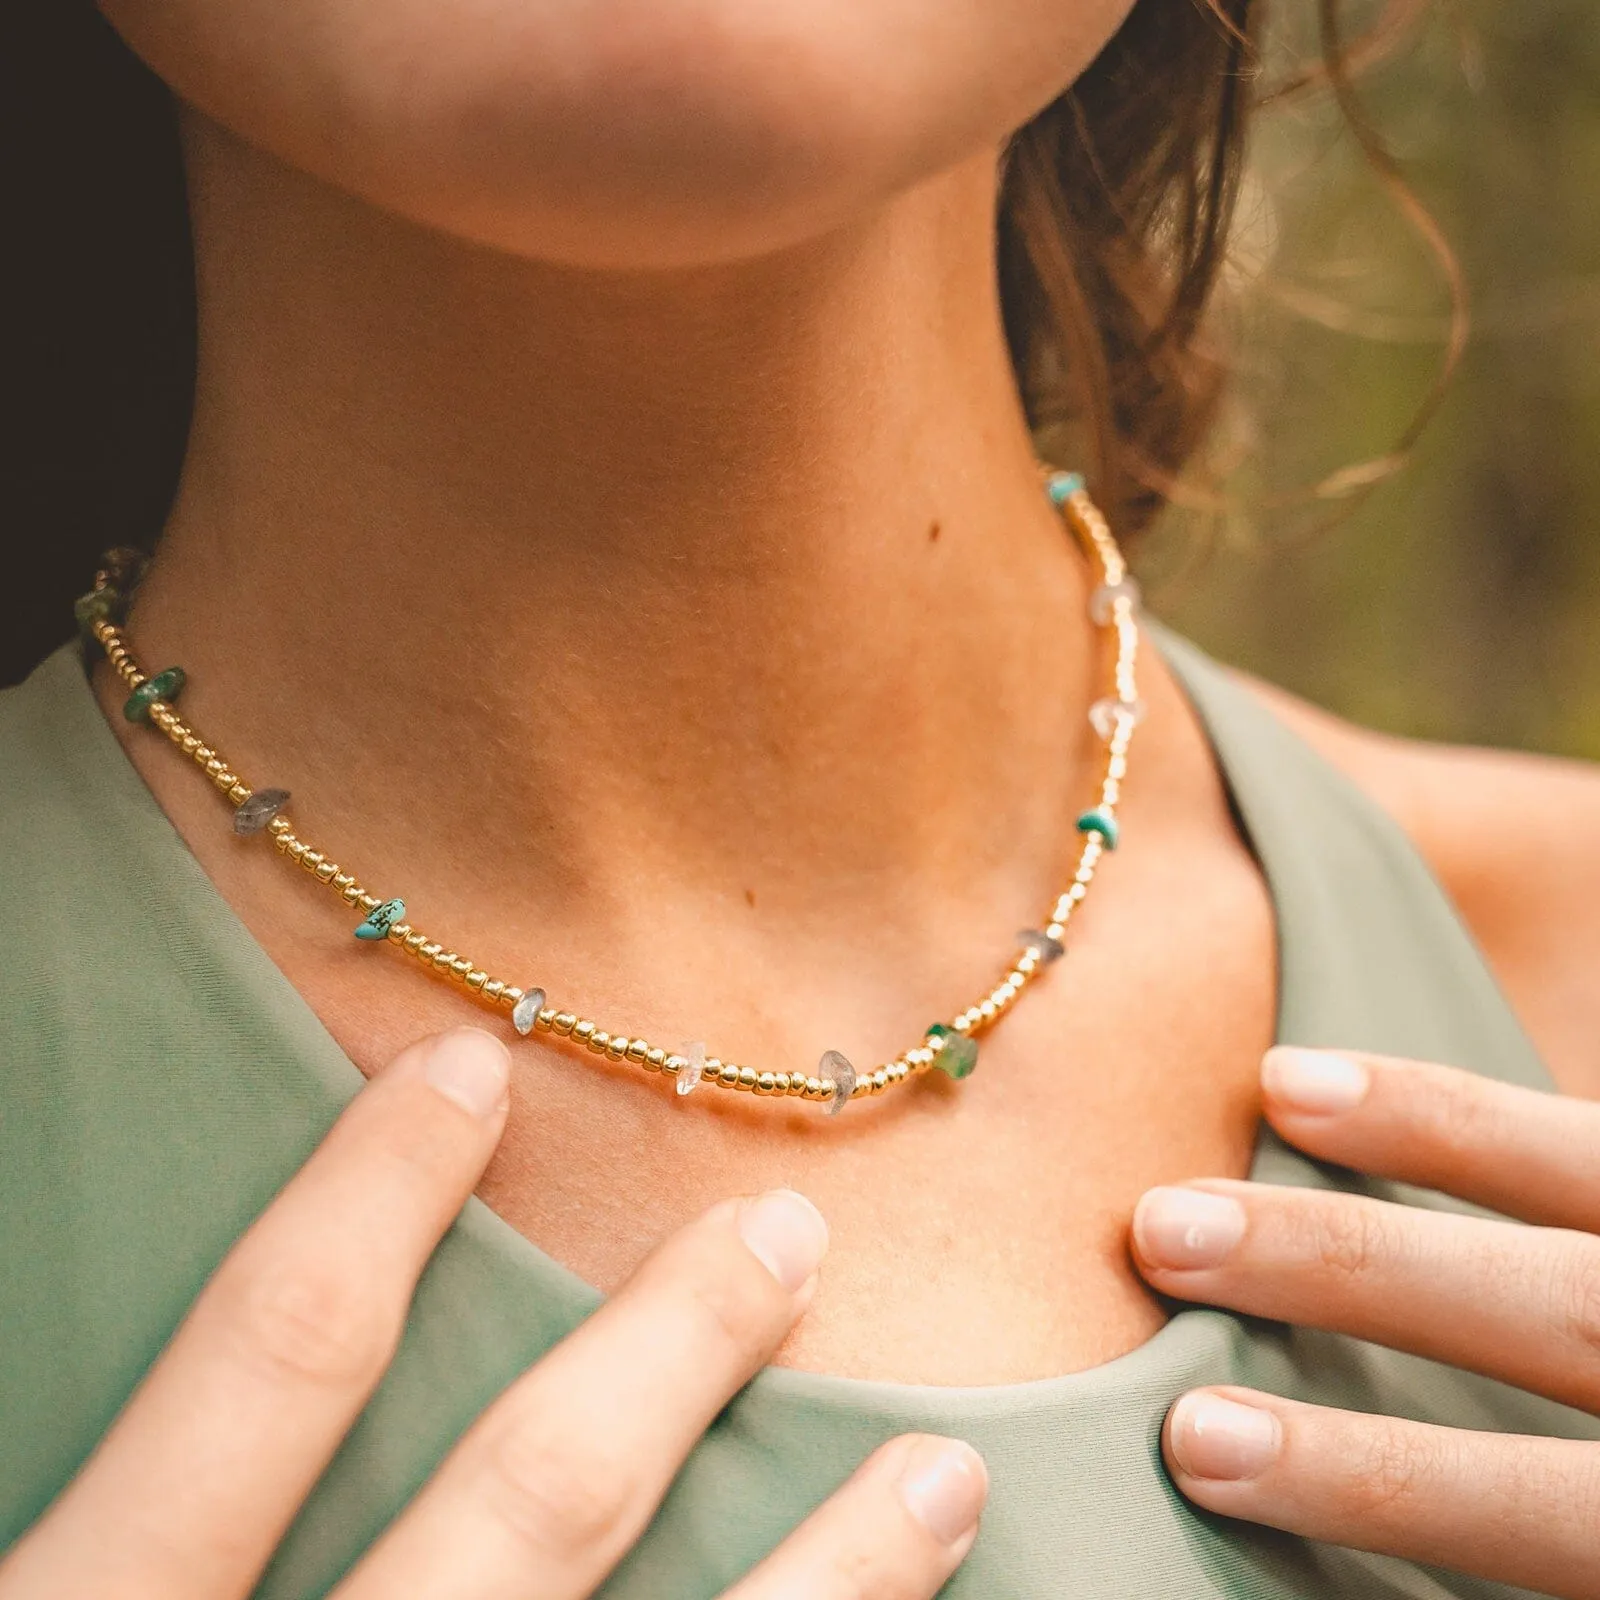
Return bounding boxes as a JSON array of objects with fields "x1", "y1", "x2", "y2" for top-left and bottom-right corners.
[{"x1": 0, "y1": 1025, "x2": 987, "y2": 1599}]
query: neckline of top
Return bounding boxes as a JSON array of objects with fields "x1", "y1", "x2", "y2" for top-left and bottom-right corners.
[{"x1": 39, "y1": 623, "x2": 1313, "y2": 1408}]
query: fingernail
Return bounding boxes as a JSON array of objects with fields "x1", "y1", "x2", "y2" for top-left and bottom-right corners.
[
  {"x1": 1262, "y1": 1047, "x2": 1369, "y2": 1114},
  {"x1": 423, "y1": 1027, "x2": 512, "y2": 1119},
  {"x1": 895, "y1": 1436, "x2": 989, "y2": 1545},
  {"x1": 1133, "y1": 1187, "x2": 1245, "y2": 1269},
  {"x1": 738, "y1": 1188, "x2": 830, "y2": 1293},
  {"x1": 1169, "y1": 1393, "x2": 1281, "y2": 1480}
]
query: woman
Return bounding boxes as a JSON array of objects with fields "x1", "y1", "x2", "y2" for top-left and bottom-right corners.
[{"x1": 2, "y1": 0, "x2": 1598, "y2": 1596}]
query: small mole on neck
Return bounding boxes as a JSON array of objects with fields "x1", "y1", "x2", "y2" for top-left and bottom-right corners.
[
  {"x1": 744, "y1": 887, "x2": 756, "y2": 908},
  {"x1": 928, "y1": 520, "x2": 941, "y2": 543}
]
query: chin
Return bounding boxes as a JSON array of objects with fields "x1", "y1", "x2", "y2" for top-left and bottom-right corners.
[{"x1": 99, "y1": 0, "x2": 1136, "y2": 271}]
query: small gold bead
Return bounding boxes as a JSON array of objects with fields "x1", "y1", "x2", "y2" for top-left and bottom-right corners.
[
  {"x1": 573, "y1": 1019, "x2": 596, "y2": 1043},
  {"x1": 775, "y1": 1072, "x2": 791, "y2": 1093},
  {"x1": 665, "y1": 1054, "x2": 687, "y2": 1076},
  {"x1": 181, "y1": 735, "x2": 200, "y2": 754},
  {"x1": 536, "y1": 1008, "x2": 556, "y2": 1030},
  {"x1": 757, "y1": 1072, "x2": 776, "y2": 1094},
  {"x1": 627, "y1": 1040, "x2": 650, "y2": 1063},
  {"x1": 268, "y1": 816, "x2": 291, "y2": 836},
  {"x1": 719, "y1": 1063, "x2": 740, "y2": 1086},
  {"x1": 871, "y1": 1068, "x2": 889, "y2": 1092},
  {"x1": 315, "y1": 861, "x2": 337, "y2": 882},
  {"x1": 646, "y1": 1047, "x2": 666, "y2": 1071},
  {"x1": 805, "y1": 1076, "x2": 824, "y2": 1098},
  {"x1": 483, "y1": 979, "x2": 504, "y2": 1000},
  {"x1": 587, "y1": 1030, "x2": 610, "y2": 1054},
  {"x1": 554, "y1": 1013, "x2": 577, "y2": 1035},
  {"x1": 466, "y1": 970, "x2": 487, "y2": 991},
  {"x1": 341, "y1": 885, "x2": 365, "y2": 905},
  {"x1": 979, "y1": 999, "x2": 998, "y2": 1023},
  {"x1": 738, "y1": 1066, "x2": 758, "y2": 1089},
  {"x1": 361, "y1": 894, "x2": 382, "y2": 913},
  {"x1": 228, "y1": 783, "x2": 250, "y2": 804},
  {"x1": 606, "y1": 1035, "x2": 628, "y2": 1060},
  {"x1": 451, "y1": 957, "x2": 472, "y2": 977}
]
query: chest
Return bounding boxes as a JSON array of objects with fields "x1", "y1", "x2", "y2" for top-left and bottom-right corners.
[{"x1": 309, "y1": 834, "x2": 1277, "y2": 1387}]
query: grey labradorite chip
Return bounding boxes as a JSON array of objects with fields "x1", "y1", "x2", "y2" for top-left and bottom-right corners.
[
  {"x1": 512, "y1": 987, "x2": 546, "y2": 1036},
  {"x1": 233, "y1": 787, "x2": 291, "y2": 836}
]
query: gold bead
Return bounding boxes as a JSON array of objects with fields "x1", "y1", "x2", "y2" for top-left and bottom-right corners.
[
  {"x1": 573, "y1": 1020, "x2": 596, "y2": 1043},
  {"x1": 646, "y1": 1047, "x2": 666, "y2": 1071},
  {"x1": 315, "y1": 861, "x2": 337, "y2": 882},
  {"x1": 606, "y1": 1035, "x2": 628, "y2": 1059},
  {"x1": 719, "y1": 1063, "x2": 740, "y2": 1087},
  {"x1": 483, "y1": 979, "x2": 504, "y2": 1001},
  {"x1": 978, "y1": 998, "x2": 998, "y2": 1023},
  {"x1": 342, "y1": 885, "x2": 365, "y2": 905},
  {"x1": 466, "y1": 969, "x2": 487, "y2": 991},
  {"x1": 587, "y1": 1030, "x2": 611, "y2": 1054},
  {"x1": 738, "y1": 1066, "x2": 758, "y2": 1089},
  {"x1": 757, "y1": 1072, "x2": 776, "y2": 1094},
  {"x1": 627, "y1": 1040, "x2": 650, "y2": 1063},
  {"x1": 554, "y1": 1013, "x2": 577, "y2": 1035},
  {"x1": 537, "y1": 1008, "x2": 556, "y2": 1030},
  {"x1": 805, "y1": 1076, "x2": 824, "y2": 1098},
  {"x1": 871, "y1": 1068, "x2": 889, "y2": 1092},
  {"x1": 775, "y1": 1072, "x2": 791, "y2": 1093}
]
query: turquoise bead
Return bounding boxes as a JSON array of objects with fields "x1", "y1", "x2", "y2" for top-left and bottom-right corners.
[
  {"x1": 355, "y1": 898, "x2": 405, "y2": 940},
  {"x1": 927, "y1": 1022, "x2": 979, "y2": 1080},
  {"x1": 1076, "y1": 807, "x2": 1120, "y2": 849},
  {"x1": 122, "y1": 667, "x2": 187, "y2": 723},
  {"x1": 1045, "y1": 471, "x2": 1085, "y2": 506}
]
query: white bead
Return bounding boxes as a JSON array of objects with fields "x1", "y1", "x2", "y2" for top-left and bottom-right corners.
[
  {"x1": 512, "y1": 986, "x2": 546, "y2": 1036},
  {"x1": 1089, "y1": 696, "x2": 1148, "y2": 743},
  {"x1": 676, "y1": 1040, "x2": 706, "y2": 1097}
]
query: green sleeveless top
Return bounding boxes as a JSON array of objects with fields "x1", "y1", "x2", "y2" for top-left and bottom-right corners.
[{"x1": 1, "y1": 628, "x2": 1588, "y2": 1599}]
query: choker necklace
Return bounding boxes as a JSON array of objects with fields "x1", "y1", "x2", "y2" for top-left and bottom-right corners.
[{"x1": 75, "y1": 466, "x2": 1143, "y2": 1114}]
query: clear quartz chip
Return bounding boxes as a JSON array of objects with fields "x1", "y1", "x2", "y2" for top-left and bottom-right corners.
[
  {"x1": 512, "y1": 986, "x2": 546, "y2": 1036},
  {"x1": 675, "y1": 1040, "x2": 706, "y2": 1097},
  {"x1": 819, "y1": 1049, "x2": 856, "y2": 1115},
  {"x1": 1088, "y1": 695, "x2": 1148, "y2": 743},
  {"x1": 1088, "y1": 576, "x2": 1142, "y2": 625}
]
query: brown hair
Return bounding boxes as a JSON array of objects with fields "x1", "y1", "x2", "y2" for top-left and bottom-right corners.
[
  {"x1": 1000, "y1": 0, "x2": 1254, "y2": 537},
  {"x1": 5, "y1": 0, "x2": 1430, "y2": 682}
]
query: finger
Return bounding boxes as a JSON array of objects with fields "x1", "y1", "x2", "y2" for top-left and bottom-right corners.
[
  {"x1": 1163, "y1": 1387, "x2": 1600, "y2": 1600},
  {"x1": 1260, "y1": 1045, "x2": 1600, "y2": 1231},
  {"x1": 720, "y1": 1432, "x2": 987, "y2": 1600},
  {"x1": 1132, "y1": 1178, "x2": 1600, "y2": 1413},
  {"x1": 334, "y1": 1186, "x2": 831, "y2": 1600},
  {"x1": 2, "y1": 1026, "x2": 511, "y2": 1600}
]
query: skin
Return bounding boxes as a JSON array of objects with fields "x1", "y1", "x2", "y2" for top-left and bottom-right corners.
[{"x1": 51, "y1": 0, "x2": 1600, "y2": 1588}]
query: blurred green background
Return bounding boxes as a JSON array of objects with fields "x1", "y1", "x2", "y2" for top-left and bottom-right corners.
[{"x1": 1146, "y1": 0, "x2": 1600, "y2": 760}]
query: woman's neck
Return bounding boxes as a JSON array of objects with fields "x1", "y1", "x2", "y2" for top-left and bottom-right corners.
[{"x1": 126, "y1": 112, "x2": 1102, "y2": 1000}]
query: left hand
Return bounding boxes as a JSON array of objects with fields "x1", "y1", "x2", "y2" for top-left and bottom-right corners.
[{"x1": 1130, "y1": 1046, "x2": 1600, "y2": 1600}]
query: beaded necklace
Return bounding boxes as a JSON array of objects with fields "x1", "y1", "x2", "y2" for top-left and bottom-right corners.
[{"x1": 75, "y1": 467, "x2": 1142, "y2": 1114}]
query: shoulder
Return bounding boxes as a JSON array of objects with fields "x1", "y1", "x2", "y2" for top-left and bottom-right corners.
[{"x1": 1232, "y1": 668, "x2": 1600, "y2": 1097}]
